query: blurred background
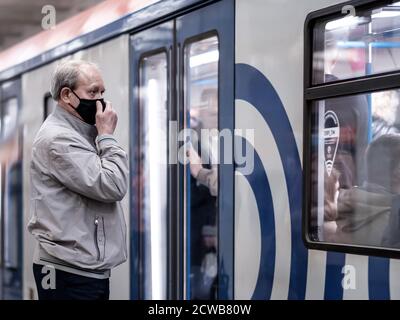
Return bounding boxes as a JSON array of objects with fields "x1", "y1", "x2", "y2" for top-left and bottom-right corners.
[{"x1": 0, "y1": 0, "x2": 104, "y2": 52}]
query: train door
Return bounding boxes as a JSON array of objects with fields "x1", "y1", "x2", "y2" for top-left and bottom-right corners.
[
  {"x1": 130, "y1": 0, "x2": 234, "y2": 300},
  {"x1": 176, "y1": 0, "x2": 234, "y2": 300},
  {"x1": 130, "y1": 21, "x2": 174, "y2": 300},
  {"x1": 0, "y1": 79, "x2": 23, "y2": 300}
]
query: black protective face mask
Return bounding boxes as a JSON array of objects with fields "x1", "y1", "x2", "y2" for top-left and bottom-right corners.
[{"x1": 69, "y1": 89, "x2": 106, "y2": 125}]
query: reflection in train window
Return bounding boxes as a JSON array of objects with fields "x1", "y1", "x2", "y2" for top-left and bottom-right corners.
[
  {"x1": 309, "y1": 89, "x2": 400, "y2": 249},
  {"x1": 0, "y1": 95, "x2": 22, "y2": 299},
  {"x1": 2, "y1": 98, "x2": 18, "y2": 139},
  {"x1": 4, "y1": 162, "x2": 22, "y2": 268},
  {"x1": 312, "y1": 1, "x2": 400, "y2": 84},
  {"x1": 184, "y1": 36, "x2": 219, "y2": 300},
  {"x1": 0, "y1": 159, "x2": 2, "y2": 269},
  {"x1": 138, "y1": 52, "x2": 168, "y2": 299}
]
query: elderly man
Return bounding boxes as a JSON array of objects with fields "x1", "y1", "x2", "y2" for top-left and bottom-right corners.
[{"x1": 28, "y1": 60, "x2": 128, "y2": 300}]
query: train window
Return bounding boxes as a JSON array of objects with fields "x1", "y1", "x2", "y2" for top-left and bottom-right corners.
[
  {"x1": 0, "y1": 80, "x2": 22, "y2": 299},
  {"x1": 44, "y1": 93, "x2": 57, "y2": 120},
  {"x1": 0, "y1": 162, "x2": 2, "y2": 269},
  {"x1": 1, "y1": 98, "x2": 18, "y2": 139},
  {"x1": 309, "y1": 89, "x2": 400, "y2": 248},
  {"x1": 312, "y1": 1, "x2": 400, "y2": 84},
  {"x1": 305, "y1": 1, "x2": 400, "y2": 257},
  {"x1": 4, "y1": 161, "x2": 22, "y2": 270},
  {"x1": 184, "y1": 35, "x2": 219, "y2": 299},
  {"x1": 138, "y1": 51, "x2": 168, "y2": 299}
]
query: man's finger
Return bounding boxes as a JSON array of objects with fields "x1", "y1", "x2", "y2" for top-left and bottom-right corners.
[{"x1": 96, "y1": 101, "x2": 103, "y2": 114}]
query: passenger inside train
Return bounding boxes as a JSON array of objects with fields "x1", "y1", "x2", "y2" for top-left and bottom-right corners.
[
  {"x1": 191, "y1": 224, "x2": 218, "y2": 300},
  {"x1": 336, "y1": 134, "x2": 400, "y2": 247},
  {"x1": 324, "y1": 28, "x2": 369, "y2": 190},
  {"x1": 309, "y1": 4, "x2": 400, "y2": 249},
  {"x1": 186, "y1": 70, "x2": 219, "y2": 300},
  {"x1": 312, "y1": 89, "x2": 400, "y2": 247},
  {"x1": 371, "y1": 90, "x2": 400, "y2": 139}
]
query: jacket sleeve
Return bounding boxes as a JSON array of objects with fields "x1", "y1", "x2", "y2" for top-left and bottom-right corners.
[{"x1": 48, "y1": 134, "x2": 129, "y2": 203}]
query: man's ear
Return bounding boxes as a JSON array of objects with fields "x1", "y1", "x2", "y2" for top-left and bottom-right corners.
[{"x1": 60, "y1": 87, "x2": 72, "y2": 105}]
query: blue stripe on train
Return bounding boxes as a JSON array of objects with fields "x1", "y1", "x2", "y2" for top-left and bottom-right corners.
[
  {"x1": 324, "y1": 252, "x2": 345, "y2": 300},
  {"x1": 236, "y1": 137, "x2": 276, "y2": 300},
  {"x1": 235, "y1": 63, "x2": 308, "y2": 299},
  {"x1": 235, "y1": 63, "x2": 392, "y2": 300},
  {"x1": 369, "y1": 257, "x2": 390, "y2": 300},
  {"x1": 324, "y1": 254, "x2": 391, "y2": 299}
]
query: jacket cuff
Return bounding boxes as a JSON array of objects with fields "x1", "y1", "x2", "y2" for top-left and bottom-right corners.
[{"x1": 96, "y1": 134, "x2": 117, "y2": 148}]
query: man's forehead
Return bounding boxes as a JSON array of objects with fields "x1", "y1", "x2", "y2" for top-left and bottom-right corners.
[{"x1": 77, "y1": 65, "x2": 104, "y2": 87}]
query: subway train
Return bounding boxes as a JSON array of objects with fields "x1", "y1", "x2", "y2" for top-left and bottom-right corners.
[{"x1": 0, "y1": 0, "x2": 400, "y2": 300}]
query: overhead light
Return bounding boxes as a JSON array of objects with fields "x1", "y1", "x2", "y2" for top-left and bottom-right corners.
[
  {"x1": 326, "y1": 16, "x2": 364, "y2": 31},
  {"x1": 189, "y1": 50, "x2": 219, "y2": 68},
  {"x1": 147, "y1": 78, "x2": 167, "y2": 300},
  {"x1": 372, "y1": 10, "x2": 400, "y2": 19}
]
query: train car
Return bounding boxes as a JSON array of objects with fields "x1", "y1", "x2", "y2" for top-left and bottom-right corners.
[{"x1": 0, "y1": 0, "x2": 399, "y2": 300}]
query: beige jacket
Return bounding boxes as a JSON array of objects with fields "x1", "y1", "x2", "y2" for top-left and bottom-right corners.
[{"x1": 28, "y1": 106, "x2": 128, "y2": 278}]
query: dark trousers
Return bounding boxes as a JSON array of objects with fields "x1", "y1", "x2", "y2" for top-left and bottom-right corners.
[{"x1": 33, "y1": 263, "x2": 109, "y2": 300}]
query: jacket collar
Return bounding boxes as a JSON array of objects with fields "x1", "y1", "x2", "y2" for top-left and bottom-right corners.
[
  {"x1": 362, "y1": 182, "x2": 395, "y2": 197},
  {"x1": 53, "y1": 105, "x2": 98, "y2": 138}
]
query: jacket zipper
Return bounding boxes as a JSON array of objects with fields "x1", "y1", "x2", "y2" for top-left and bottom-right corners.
[
  {"x1": 101, "y1": 216, "x2": 106, "y2": 262},
  {"x1": 94, "y1": 217, "x2": 100, "y2": 261}
]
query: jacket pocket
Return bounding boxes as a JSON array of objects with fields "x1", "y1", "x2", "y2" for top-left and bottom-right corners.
[{"x1": 94, "y1": 216, "x2": 106, "y2": 262}]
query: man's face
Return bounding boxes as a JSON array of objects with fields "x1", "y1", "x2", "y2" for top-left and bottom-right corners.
[
  {"x1": 70, "y1": 65, "x2": 105, "y2": 107},
  {"x1": 203, "y1": 235, "x2": 217, "y2": 248}
]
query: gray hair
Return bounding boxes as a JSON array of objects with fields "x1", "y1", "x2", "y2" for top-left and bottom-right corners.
[{"x1": 50, "y1": 60, "x2": 99, "y2": 101}]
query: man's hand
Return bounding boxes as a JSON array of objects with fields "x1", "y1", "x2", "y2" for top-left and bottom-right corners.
[
  {"x1": 96, "y1": 101, "x2": 117, "y2": 135},
  {"x1": 187, "y1": 146, "x2": 203, "y2": 178}
]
